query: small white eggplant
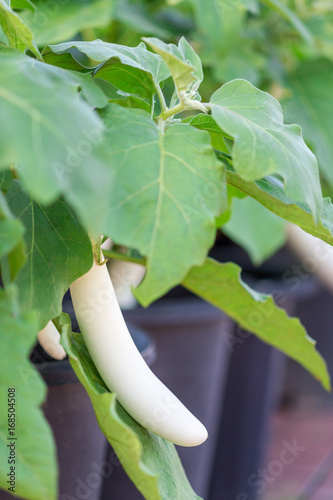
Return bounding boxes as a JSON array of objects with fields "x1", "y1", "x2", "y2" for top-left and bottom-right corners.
[
  {"x1": 108, "y1": 259, "x2": 145, "y2": 310},
  {"x1": 38, "y1": 320, "x2": 67, "y2": 360},
  {"x1": 70, "y1": 260, "x2": 208, "y2": 447}
]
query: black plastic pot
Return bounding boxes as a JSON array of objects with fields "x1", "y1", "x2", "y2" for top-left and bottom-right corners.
[
  {"x1": 100, "y1": 295, "x2": 232, "y2": 499},
  {"x1": 39, "y1": 357, "x2": 108, "y2": 500},
  {"x1": 282, "y1": 281, "x2": 333, "y2": 410},
  {"x1": 207, "y1": 244, "x2": 319, "y2": 500}
]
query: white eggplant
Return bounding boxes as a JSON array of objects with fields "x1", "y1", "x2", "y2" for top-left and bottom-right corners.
[
  {"x1": 70, "y1": 259, "x2": 208, "y2": 447},
  {"x1": 287, "y1": 224, "x2": 333, "y2": 291},
  {"x1": 38, "y1": 320, "x2": 67, "y2": 360},
  {"x1": 108, "y1": 259, "x2": 145, "y2": 310}
]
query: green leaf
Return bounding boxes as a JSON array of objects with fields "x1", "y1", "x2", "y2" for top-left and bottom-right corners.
[
  {"x1": 0, "y1": 286, "x2": 57, "y2": 500},
  {"x1": 6, "y1": 181, "x2": 93, "y2": 328},
  {"x1": 60, "y1": 314, "x2": 202, "y2": 500},
  {"x1": 100, "y1": 104, "x2": 223, "y2": 306},
  {"x1": 143, "y1": 36, "x2": 202, "y2": 94},
  {"x1": 0, "y1": 0, "x2": 40, "y2": 57},
  {"x1": 0, "y1": 49, "x2": 111, "y2": 214},
  {"x1": 210, "y1": 79, "x2": 323, "y2": 222},
  {"x1": 47, "y1": 40, "x2": 170, "y2": 101},
  {"x1": 108, "y1": 95, "x2": 151, "y2": 113},
  {"x1": 183, "y1": 258, "x2": 330, "y2": 390},
  {"x1": 183, "y1": 113, "x2": 230, "y2": 151},
  {"x1": 261, "y1": 0, "x2": 314, "y2": 45},
  {"x1": 225, "y1": 168, "x2": 333, "y2": 246},
  {"x1": 0, "y1": 168, "x2": 13, "y2": 191},
  {"x1": 0, "y1": 190, "x2": 25, "y2": 281},
  {"x1": 69, "y1": 71, "x2": 108, "y2": 108},
  {"x1": 42, "y1": 52, "x2": 109, "y2": 109},
  {"x1": 281, "y1": 60, "x2": 333, "y2": 187},
  {"x1": 0, "y1": 190, "x2": 24, "y2": 259},
  {"x1": 42, "y1": 49, "x2": 92, "y2": 71},
  {"x1": 222, "y1": 195, "x2": 287, "y2": 265},
  {"x1": 21, "y1": 0, "x2": 115, "y2": 46},
  {"x1": 11, "y1": 0, "x2": 35, "y2": 12}
]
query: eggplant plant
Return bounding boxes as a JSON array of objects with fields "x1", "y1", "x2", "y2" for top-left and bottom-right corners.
[{"x1": 1, "y1": 1, "x2": 333, "y2": 499}]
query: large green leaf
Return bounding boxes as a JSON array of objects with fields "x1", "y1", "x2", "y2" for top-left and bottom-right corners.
[
  {"x1": 0, "y1": 0, "x2": 40, "y2": 57},
  {"x1": 222, "y1": 195, "x2": 287, "y2": 265},
  {"x1": 0, "y1": 48, "x2": 114, "y2": 230},
  {"x1": 47, "y1": 40, "x2": 170, "y2": 101},
  {"x1": 0, "y1": 190, "x2": 24, "y2": 259},
  {"x1": 6, "y1": 181, "x2": 93, "y2": 328},
  {"x1": 183, "y1": 258, "x2": 330, "y2": 390},
  {"x1": 281, "y1": 60, "x2": 333, "y2": 186},
  {"x1": 21, "y1": 0, "x2": 115, "y2": 46},
  {"x1": 100, "y1": 104, "x2": 224, "y2": 306},
  {"x1": 210, "y1": 79, "x2": 323, "y2": 222},
  {"x1": 60, "y1": 314, "x2": 202, "y2": 500},
  {"x1": 225, "y1": 167, "x2": 333, "y2": 246},
  {"x1": 143, "y1": 36, "x2": 202, "y2": 95},
  {"x1": 0, "y1": 286, "x2": 57, "y2": 500}
]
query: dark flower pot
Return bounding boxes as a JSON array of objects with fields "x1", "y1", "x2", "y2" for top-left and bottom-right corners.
[
  {"x1": 100, "y1": 295, "x2": 232, "y2": 499},
  {"x1": 207, "y1": 243, "x2": 319, "y2": 500},
  {"x1": 282, "y1": 282, "x2": 333, "y2": 410},
  {"x1": 37, "y1": 357, "x2": 107, "y2": 500}
]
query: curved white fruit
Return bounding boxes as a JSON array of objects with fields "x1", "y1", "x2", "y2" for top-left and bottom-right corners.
[
  {"x1": 38, "y1": 321, "x2": 67, "y2": 360},
  {"x1": 287, "y1": 224, "x2": 333, "y2": 291},
  {"x1": 70, "y1": 259, "x2": 208, "y2": 447}
]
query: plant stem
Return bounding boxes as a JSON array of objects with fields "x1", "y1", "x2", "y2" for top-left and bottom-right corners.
[
  {"x1": 10, "y1": 165, "x2": 19, "y2": 180},
  {"x1": 159, "y1": 102, "x2": 185, "y2": 121},
  {"x1": 216, "y1": 150, "x2": 232, "y2": 160},
  {"x1": 154, "y1": 82, "x2": 167, "y2": 114},
  {"x1": 103, "y1": 249, "x2": 147, "y2": 266},
  {"x1": 150, "y1": 94, "x2": 155, "y2": 119}
]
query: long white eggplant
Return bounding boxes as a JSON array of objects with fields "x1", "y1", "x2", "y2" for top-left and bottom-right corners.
[
  {"x1": 38, "y1": 320, "x2": 67, "y2": 360},
  {"x1": 287, "y1": 224, "x2": 333, "y2": 291},
  {"x1": 70, "y1": 260, "x2": 208, "y2": 447}
]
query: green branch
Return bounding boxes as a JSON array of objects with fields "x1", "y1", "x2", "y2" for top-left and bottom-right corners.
[{"x1": 103, "y1": 249, "x2": 147, "y2": 266}]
